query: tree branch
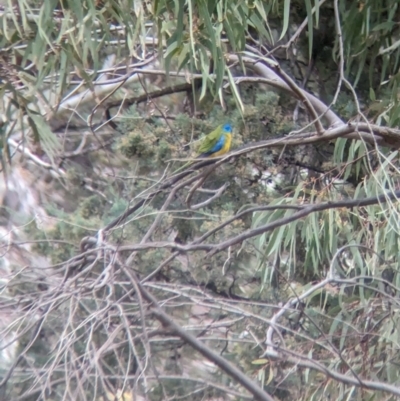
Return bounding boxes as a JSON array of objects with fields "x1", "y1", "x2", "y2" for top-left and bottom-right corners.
[
  {"x1": 121, "y1": 266, "x2": 276, "y2": 401},
  {"x1": 268, "y1": 347, "x2": 400, "y2": 397}
]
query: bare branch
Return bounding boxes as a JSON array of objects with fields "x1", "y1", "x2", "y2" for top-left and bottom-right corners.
[{"x1": 122, "y1": 266, "x2": 276, "y2": 401}]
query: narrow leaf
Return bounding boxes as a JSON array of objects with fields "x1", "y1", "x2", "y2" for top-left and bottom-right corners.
[{"x1": 279, "y1": 0, "x2": 291, "y2": 40}]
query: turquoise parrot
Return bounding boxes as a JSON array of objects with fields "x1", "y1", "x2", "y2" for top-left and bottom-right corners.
[
  {"x1": 174, "y1": 123, "x2": 233, "y2": 173},
  {"x1": 197, "y1": 123, "x2": 233, "y2": 158}
]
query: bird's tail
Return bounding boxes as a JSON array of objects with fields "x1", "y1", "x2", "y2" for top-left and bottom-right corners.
[
  {"x1": 172, "y1": 153, "x2": 210, "y2": 174},
  {"x1": 172, "y1": 159, "x2": 196, "y2": 174}
]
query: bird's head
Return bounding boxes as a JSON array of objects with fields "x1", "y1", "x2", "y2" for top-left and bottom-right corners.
[{"x1": 222, "y1": 123, "x2": 233, "y2": 133}]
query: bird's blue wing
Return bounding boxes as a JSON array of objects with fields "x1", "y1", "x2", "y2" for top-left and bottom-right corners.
[
  {"x1": 209, "y1": 135, "x2": 225, "y2": 153},
  {"x1": 199, "y1": 135, "x2": 225, "y2": 157}
]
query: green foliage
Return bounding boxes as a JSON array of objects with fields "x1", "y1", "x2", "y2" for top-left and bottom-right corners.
[
  {"x1": 332, "y1": 93, "x2": 358, "y2": 120},
  {"x1": 1, "y1": 0, "x2": 399, "y2": 167},
  {"x1": 239, "y1": 90, "x2": 292, "y2": 141},
  {"x1": 118, "y1": 129, "x2": 158, "y2": 159},
  {"x1": 80, "y1": 195, "x2": 106, "y2": 219},
  {"x1": 4, "y1": 1, "x2": 400, "y2": 400}
]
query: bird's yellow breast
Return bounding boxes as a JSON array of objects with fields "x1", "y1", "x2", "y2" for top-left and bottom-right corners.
[{"x1": 211, "y1": 133, "x2": 232, "y2": 157}]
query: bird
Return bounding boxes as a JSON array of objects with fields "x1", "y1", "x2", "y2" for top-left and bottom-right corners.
[
  {"x1": 174, "y1": 123, "x2": 233, "y2": 172},
  {"x1": 197, "y1": 123, "x2": 233, "y2": 158},
  {"x1": 174, "y1": 123, "x2": 233, "y2": 174}
]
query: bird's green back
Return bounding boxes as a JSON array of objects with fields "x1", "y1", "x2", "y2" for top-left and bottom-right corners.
[{"x1": 197, "y1": 125, "x2": 223, "y2": 155}]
